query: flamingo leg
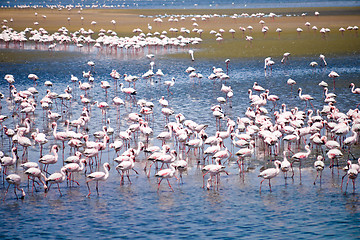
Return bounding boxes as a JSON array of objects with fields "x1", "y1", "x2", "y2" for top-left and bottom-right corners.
[
  {"x1": 268, "y1": 179, "x2": 272, "y2": 192},
  {"x1": 86, "y1": 182, "x2": 91, "y2": 197},
  {"x1": 57, "y1": 183, "x2": 62, "y2": 196},
  {"x1": 314, "y1": 172, "x2": 319, "y2": 185},
  {"x1": 2, "y1": 183, "x2": 11, "y2": 201},
  {"x1": 167, "y1": 179, "x2": 174, "y2": 192},
  {"x1": 259, "y1": 179, "x2": 265, "y2": 193},
  {"x1": 341, "y1": 173, "x2": 347, "y2": 191},
  {"x1": 157, "y1": 178, "x2": 163, "y2": 191}
]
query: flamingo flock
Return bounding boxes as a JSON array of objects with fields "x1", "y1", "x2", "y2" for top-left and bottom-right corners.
[{"x1": 0, "y1": 39, "x2": 360, "y2": 201}]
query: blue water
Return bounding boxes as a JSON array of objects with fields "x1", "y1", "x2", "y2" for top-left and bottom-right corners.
[
  {"x1": 0, "y1": 49, "x2": 360, "y2": 239},
  {"x1": 3, "y1": 0, "x2": 360, "y2": 8}
]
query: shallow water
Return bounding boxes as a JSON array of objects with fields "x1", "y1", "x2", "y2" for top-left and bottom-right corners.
[{"x1": 0, "y1": 49, "x2": 360, "y2": 239}]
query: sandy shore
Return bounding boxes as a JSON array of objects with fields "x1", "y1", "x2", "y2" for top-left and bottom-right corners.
[{"x1": 0, "y1": 7, "x2": 359, "y2": 59}]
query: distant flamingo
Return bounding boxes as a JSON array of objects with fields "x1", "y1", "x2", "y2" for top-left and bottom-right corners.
[
  {"x1": 349, "y1": 83, "x2": 360, "y2": 107},
  {"x1": 287, "y1": 78, "x2": 296, "y2": 92},
  {"x1": 328, "y1": 71, "x2": 339, "y2": 90}
]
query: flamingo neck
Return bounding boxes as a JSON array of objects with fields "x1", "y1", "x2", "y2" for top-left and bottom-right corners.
[
  {"x1": 12, "y1": 149, "x2": 17, "y2": 161},
  {"x1": 79, "y1": 161, "x2": 85, "y2": 171},
  {"x1": 103, "y1": 164, "x2": 109, "y2": 179}
]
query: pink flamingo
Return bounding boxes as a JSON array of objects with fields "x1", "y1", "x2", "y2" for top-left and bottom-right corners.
[
  {"x1": 39, "y1": 145, "x2": 59, "y2": 175},
  {"x1": 1, "y1": 147, "x2": 17, "y2": 176},
  {"x1": 328, "y1": 71, "x2": 339, "y2": 90},
  {"x1": 3, "y1": 174, "x2": 25, "y2": 201},
  {"x1": 202, "y1": 158, "x2": 228, "y2": 190},
  {"x1": 24, "y1": 167, "x2": 47, "y2": 193},
  {"x1": 86, "y1": 162, "x2": 110, "y2": 197},
  {"x1": 298, "y1": 88, "x2": 314, "y2": 110},
  {"x1": 313, "y1": 156, "x2": 325, "y2": 185},
  {"x1": 64, "y1": 159, "x2": 86, "y2": 186},
  {"x1": 349, "y1": 83, "x2": 360, "y2": 107},
  {"x1": 115, "y1": 154, "x2": 139, "y2": 184},
  {"x1": 45, "y1": 167, "x2": 67, "y2": 196},
  {"x1": 155, "y1": 163, "x2": 177, "y2": 192},
  {"x1": 259, "y1": 160, "x2": 281, "y2": 193},
  {"x1": 291, "y1": 144, "x2": 311, "y2": 180}
]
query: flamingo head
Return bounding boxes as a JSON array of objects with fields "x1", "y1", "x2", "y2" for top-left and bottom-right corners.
[
  {"x1": 105, "y1": 163, "x2": 111, "y2": 171},
  {"x1": 51, "y1": 122, "x2": 57, "y2": 128},
  {"x1": 54, "y1": 145, "x2": 59, "y2": 152}
]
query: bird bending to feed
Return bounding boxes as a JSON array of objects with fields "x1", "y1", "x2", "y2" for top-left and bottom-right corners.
[{"x1": 3, "y1": 174, "x2": 26, "y2": 201}]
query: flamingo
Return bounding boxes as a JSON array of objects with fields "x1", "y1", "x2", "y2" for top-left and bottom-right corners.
[
  {"x1": 327, "y1": 148, "x2": 343, "y2": 169},
  {"x1": 39, "y1": 145, "x2": 59, "y2": 175},
  {"x1": 253, "y1": 82, "x2": 265, "y2": 92},
  {"x1": 94, "y1": 101, "x2": 109, "y2": 122},
  {"x1": 328, "y1": 71, "x2": 339, "y2": 90},
  {"x1": 202, "y1": 158, "x2": 228, "y2": 190},
  {"x1": 155, "y1": 163, "x2": 177, "y2": 192},
  {"x1": 119, "y1": 83, "x2": 136, "y2": 101},
  {"x1": 45, "y1": 167, "x2": 67, "y2": 196},
  {"x1": 189, "y1": 49, "x2": 194, "y2": 61},
  {"x1": 158, "y1": 96, "x2": 168, "y2": 107},
  {"x1": 31, "y1": 128, "x2": 48, "y2": 157},
  {"x1": 298, "y1": 88, "x2": 314, "y2": 110},
  {"x1": 281, "y1": 150, "x2": 292, "y2": 179},
  {"x1": 281, "y1": 52, "x2": 291, "y2": 64},
  {"x1": 3, "y1": 174, "x2": 25, "y2": 201},
  {"x1": 235, "y1": 141, "x2": 255, "y2": 174},
  {"x1": 115, "y1": 154, "x2": 139, "y2": 184},
  {"x1": 86, "y1": 162, "x2": 110, "y2": 197},
  {"x1": 155, "y1": 150, "x2": 177, "y2": 169},
  {"x1": 164, "y1": 77, "x2": 175, "y2": 95},
  {"x1": 64, "y1": 159, "x2": 86, "y2": 186},
  {"x1": 79, "y1": 81, "x2": 91, "y2": 95},
  {"x1": 349, "y1": 83, "x2": 360, "y2": 107},
  {"x1": 343, "y1": 161, "x2": 358, "y2": 193},
  {"x1": 313, "y1": 156, "x2": 325, "y2": 185},
  {"x1": 291, "y1": 144, "x2": 311, "y2": 180},
  {"x1": 1, "y1": 147, "x2": 17, "y2": 176},
  {"x1": 173, "y1": 155, "x2": 188, "y2": 183},
  {"x1": 24, "y1": 167, "x2": 47, "y2": 193},
  {"x1": 52, "y1": 122, "x2": 69, "y2": 156},
  {"x1": 319, "y1": 54, "x2": 327, "y2": 66},
  {"x1": 258, "y1": 160, "x2": 281, "y2": 193}
]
